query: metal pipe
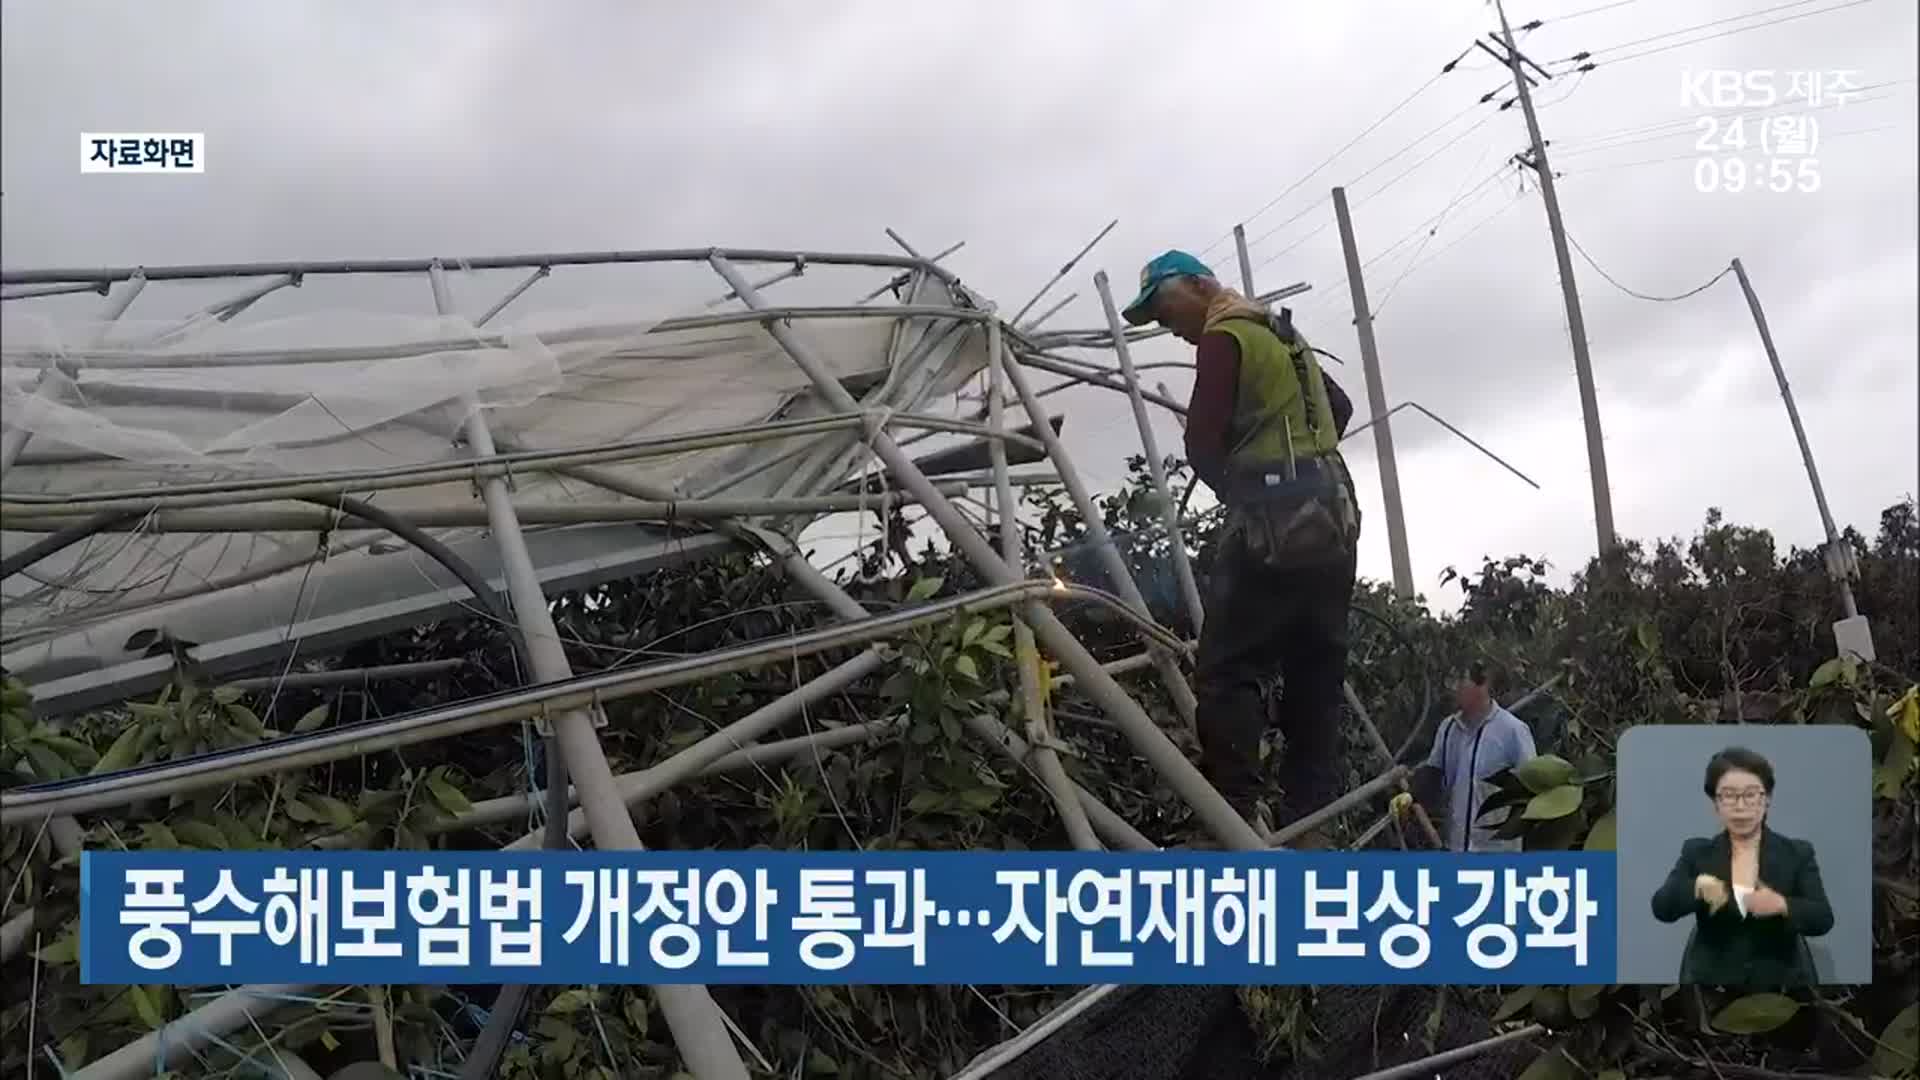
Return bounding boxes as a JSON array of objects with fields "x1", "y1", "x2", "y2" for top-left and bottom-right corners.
[
  {"x1": 419, "y1": 708, "x2": 894, "y2": 840},
  {"x1": 1, "y1": 246, "x2": 966, "y2": 289},
  {"x1": 1025, "y1": 282, "x2": 1310, "y2": 349},
  {"x1": 705, "y1": 260, "x2": 804, "y2": 309},
  {"x1": 997, "y1": 336, "x2": 1202, "y2": 729},
  {"x1": 1233, "y1": 225, "x2": 1258, "y2": 298},
  {"x1": 1093, "y1": 270, "x2": 1206, "y2": 636},
  {"x1": 709, "y1": 254, "x2": 1259, "y2": 850},
  {"x1": 1348, "y1": 1024, "x2": 1546, "y2": 1080},
  {"x1": 523, "y1": 463, "x2": 1157, "y2": 856},
  {"x1": 141, "y1": 274, "x2": 299, "y2": 345},
  {"x1": 222, "y1": 659, "x2": 466, "y2": 692},
  {"x1": 0, "y1": 581, "x2": 1176, "y2": 823},
  {"x1": 0, "y1": 488, "x2": 963, "y2": 533},
  {"x1": 948, "y1": 984, "x2": 1126, "y2": 1080},
  {"x1": 1, "y1": 281, "x2": 110, "y2": 300},
  {"x1": 1344, "y1": 683, "x2": 1446, "y2": 850},
  {"x1": 855, "y1": 240, "x2": 964, "y2": 304},
  {"x1": 1013, "y1": 350, "x2": 1190, "y2": 417},
  {"x1": 2, "y1": 304, "x2": 993, "y2": 371},
  {"x1": 1268, "y1": 766, "x2": 1408, "y2": 847},
  {"x1": 1340, "y1": 401, "x2": 1541, "y2": 490},
  {"x1": 1008, "y1": 219, "x2": 1117, "y2": 327},
  {"x1": 436, "y1": 260, "x2": 749, "y2": 1080},
  {"x1": 497, "y1": 649, "x2": 887, "y2": 849},
  {"x1": 1, "y1": 414, "x2": 1031, "y2": 513},
  {"x1": 70, "y1": 984, "x2": 316, "y2": 1080},
  {"x1": 2, "y1": 272, "x2": 147, "y2": 474},
  {"x1": 1019, "y1": 291, "x2": 1078, "y2": 333},
  {"x1": 476, "y1": 265, "x2": 550, "y2": 326},
  {"x1": 987, "y1": 312, "x2": 1100, "y2": 851}
]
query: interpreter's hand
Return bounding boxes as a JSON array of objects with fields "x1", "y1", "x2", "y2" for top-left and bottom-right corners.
[
  {"x1": 1695, "y1": 874, "x2": 1730, "y2": 913},
  {"x1": 1390, "y1": 792, "x2": 1414, "y2": 819},
  {"x1": 1747, "y1": 885, "x2": 1789, "y2": 918}
]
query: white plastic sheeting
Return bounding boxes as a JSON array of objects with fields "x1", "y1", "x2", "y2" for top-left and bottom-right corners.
[{"x1": 1, "y1": 269, "x2": 988, "y2": 708}]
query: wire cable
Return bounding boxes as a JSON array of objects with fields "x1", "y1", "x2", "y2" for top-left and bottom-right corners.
[
  {"x1": 1567, "y1": 234, "x2": 1733, "y2": 301},
  {"x1": 1199, "y1": 43, "x2": 1481, "y2": 259},
  {"x1": 1582, "y1": 0, "x2": 1888, "y2": 69},
  {"x1": 1558, "y1": 122, "x2": 1903, "y2": 175},
  {"x1": 1545, "y1": 0, "x2": 1643, "y2": 23}
]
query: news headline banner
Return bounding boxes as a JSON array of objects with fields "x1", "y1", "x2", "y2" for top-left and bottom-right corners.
[{"x1": 82, "y1": 851, "x2": 1617, "y2": 985}]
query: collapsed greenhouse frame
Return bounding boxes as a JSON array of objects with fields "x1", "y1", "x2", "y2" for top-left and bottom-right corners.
[{"x1": 1, "y1": 237, "x2": 1535, "y2": 1080}]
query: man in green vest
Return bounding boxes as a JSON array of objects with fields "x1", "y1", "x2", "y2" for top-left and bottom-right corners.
[{"x1": 1123, "y1": 250, "x2": 1362, "y2": 844}]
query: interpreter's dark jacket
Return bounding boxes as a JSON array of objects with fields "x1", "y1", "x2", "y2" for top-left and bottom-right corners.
[{"x1": 1649, "y1": 826, "x2": 1833, "y2": 986}]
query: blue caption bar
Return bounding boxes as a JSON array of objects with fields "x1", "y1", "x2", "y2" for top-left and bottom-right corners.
[{"x1": 81, "y1": 851, "x2": 1617, "y2": 985}]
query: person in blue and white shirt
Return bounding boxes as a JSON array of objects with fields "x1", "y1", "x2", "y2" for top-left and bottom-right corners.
[{"x1": 1412, "y1": 661, "x2": 1538, "y2": 852}]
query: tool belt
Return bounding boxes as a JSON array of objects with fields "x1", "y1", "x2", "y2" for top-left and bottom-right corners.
[{"x1": 1221, "y1": 454, "x2": 1362, "y2": 572}]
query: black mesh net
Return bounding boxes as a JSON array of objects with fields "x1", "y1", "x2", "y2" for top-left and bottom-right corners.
[{"x1": 976, "y1": 984, "x2": 1540, "y2": 1080}]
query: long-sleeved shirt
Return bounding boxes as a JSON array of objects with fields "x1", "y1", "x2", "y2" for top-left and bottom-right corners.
[
  {"x1": 1184, "y1": 330, "x2": 1354, "y2": 493},
  {"x1": 1423, "y1": 703, "x2": 1537, "y2": 852}
]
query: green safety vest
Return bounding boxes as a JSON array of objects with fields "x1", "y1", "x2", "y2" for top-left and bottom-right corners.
[{"x1": 1207, "y1": 315, "x2": 1342, "y2": 471}]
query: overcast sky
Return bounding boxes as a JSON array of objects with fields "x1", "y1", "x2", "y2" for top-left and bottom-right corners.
[{"x1": 4, "y1": 0, "x2": 1915, "y2": 613}]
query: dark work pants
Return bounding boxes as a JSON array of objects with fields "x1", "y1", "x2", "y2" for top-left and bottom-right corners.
[{"x1": 1194, "y1": 537, "x2": 1357, "y2": 824}]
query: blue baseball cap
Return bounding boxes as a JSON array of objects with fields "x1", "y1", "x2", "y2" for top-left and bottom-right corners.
[{"x1": 1121, "y1": 249, "x2": 1215, "y2": 325}]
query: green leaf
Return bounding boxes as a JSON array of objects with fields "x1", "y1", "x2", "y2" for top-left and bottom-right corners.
[
  {"x1": 1491, "y1": 986, "x2": 1538, "y2": 1022},
  {"x1": 1583, "y1": 811, "x2": 1617, "y2": 852},
  {"x1": 547, "y1": 988, "x2": 596, "y2": 1015},
  {"x1": 985, "y1": 623, "x2": 1014, "y2": 644},
  {"x1": 130, "y1": 985, "x2": 165, "y2": 1030},
  {"x1": 623, "y1": 993, "x2": 650, "y2": 1037},
  {"x1": 1634, "y1": 621, "x2": 1657, "y2": 654},
  {"x1": 283, "y1": 797, "x2": 325, "y2": 824},
  {"x1": 952, "y1": 654, "x2": 979, "y2": 681},
  {"x1": 906, "y1": 576, "x2": 944, "y2": 602},
  {"x1": 310, "y1": 793, "x2": 358, "y2": 829},
  {"x1": 1711, "y1": 993, "x2": 1800, "y2": 1034},
  {"x1": 215, "y1": 812, "x2": 259, "y2": 850},
  {"x1": 1515, "y1": 755, "x2": 1576, "y2": 795},
  {"x1": 175, "y1": 821, "x2": 229, "y2": 850},
  {"x1": 905, "y1": 790, "x2": 945, "y2": 814},
  {"x1": 807, "y1": 1049, "x2": 840, "y2": 1074},
  {"x1": 959, "y1": 787, "x2": 1001, "y2": 810},
  {"x1": 1514, "y1": 1046, "x2": 1578, "y2": 1080},
  {"x1": 92, "y1": 723, "x2": 150, "y2": 775},
  {"x1": 1872, "y1": 1002, "x2": 1918, "y2": 1078},
  {"x1": 978, "y1": 639, "x2": 1012, "y2": 658},
  {"x1": 138, "y1": 823, "x2": 181, "y2": 850},
  {"x1": 293, "y1": 704, "x2": 331, "y2": 733},
  {"x1": 35, "y1": 932, "x2": 79, "y2": 965},
  {"x1": 1810, "y1": 657, "x2": 1848, "y2": 688},
  {"x1": 1522, "y1": 784, "x2": 1584, "y2": 821},
  {"x1": 24, "y1": 743, "x2": 76, "y2": 781},
  {"x1": 1877, "y1": 729, "x2": 1917, "y2": 799},
  {"x1": 224, "y1": 703, "x2": 269, "y2": 738},
  {"x1": 426, "y1": 775, "x2": 474, "y2": 815},
  {"x1": 212, "y1": 685, "x2": 244, "y2": 705},
  {"x1": 963, "y1": 619, "x2": 985, "y2": 647},
  {"x1": 1568, "y1": 984, "x2": 1605, "y2": 1020}
]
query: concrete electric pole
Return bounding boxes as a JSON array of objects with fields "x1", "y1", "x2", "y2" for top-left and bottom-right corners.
[
  {"x1": 1331, "y1": 187, "x2": 1416, "y2": 600},
  {"x1": 1494, "y1": 0, "x2": 1618, "y2": 555}
]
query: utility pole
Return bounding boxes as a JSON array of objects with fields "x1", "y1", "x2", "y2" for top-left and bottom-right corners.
[
  {"x1": 1730, "y1": 257, "x2": 1874, "y2": 662},
  {"x1": 1331, "y1": 187, "x2": 1415, "y2": 599},
  {"x1": 1494, "y1": 0, "x2": 1617, "y2": 554}
]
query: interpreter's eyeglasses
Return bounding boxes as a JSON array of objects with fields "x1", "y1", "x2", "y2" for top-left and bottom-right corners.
[{"x1": 1715, "y1": 789, "x2": 1768, "y2": 808}]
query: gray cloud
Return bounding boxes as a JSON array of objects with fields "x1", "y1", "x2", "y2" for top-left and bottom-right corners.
[{"x1": 4, "y1": 0, "x2": 1915, "y2": 602}]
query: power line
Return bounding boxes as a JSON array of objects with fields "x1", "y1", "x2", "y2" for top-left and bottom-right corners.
[
  {"x1": 1545, "y1": 0, "x2": 1643, "y2": 22},
  {"x1": 1371, "y1": 138, "x2": 1506, "y2": 315},
  {"x1": 1582, "y1": 0, "x2": 1889, "y2": 70},
  {"x1": 1198, "y1": 61, "x2": 1462, "y2": 259},
  {"x1": 1566, "y1": 232, "x2": 1733, "y2": 301},
  {"x1": 1391, "y1": 190, "x2": 1531, "y2": 288},
  {"x1": 1575, "y1": 0, "x2": 1832, "y2": 57}
]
